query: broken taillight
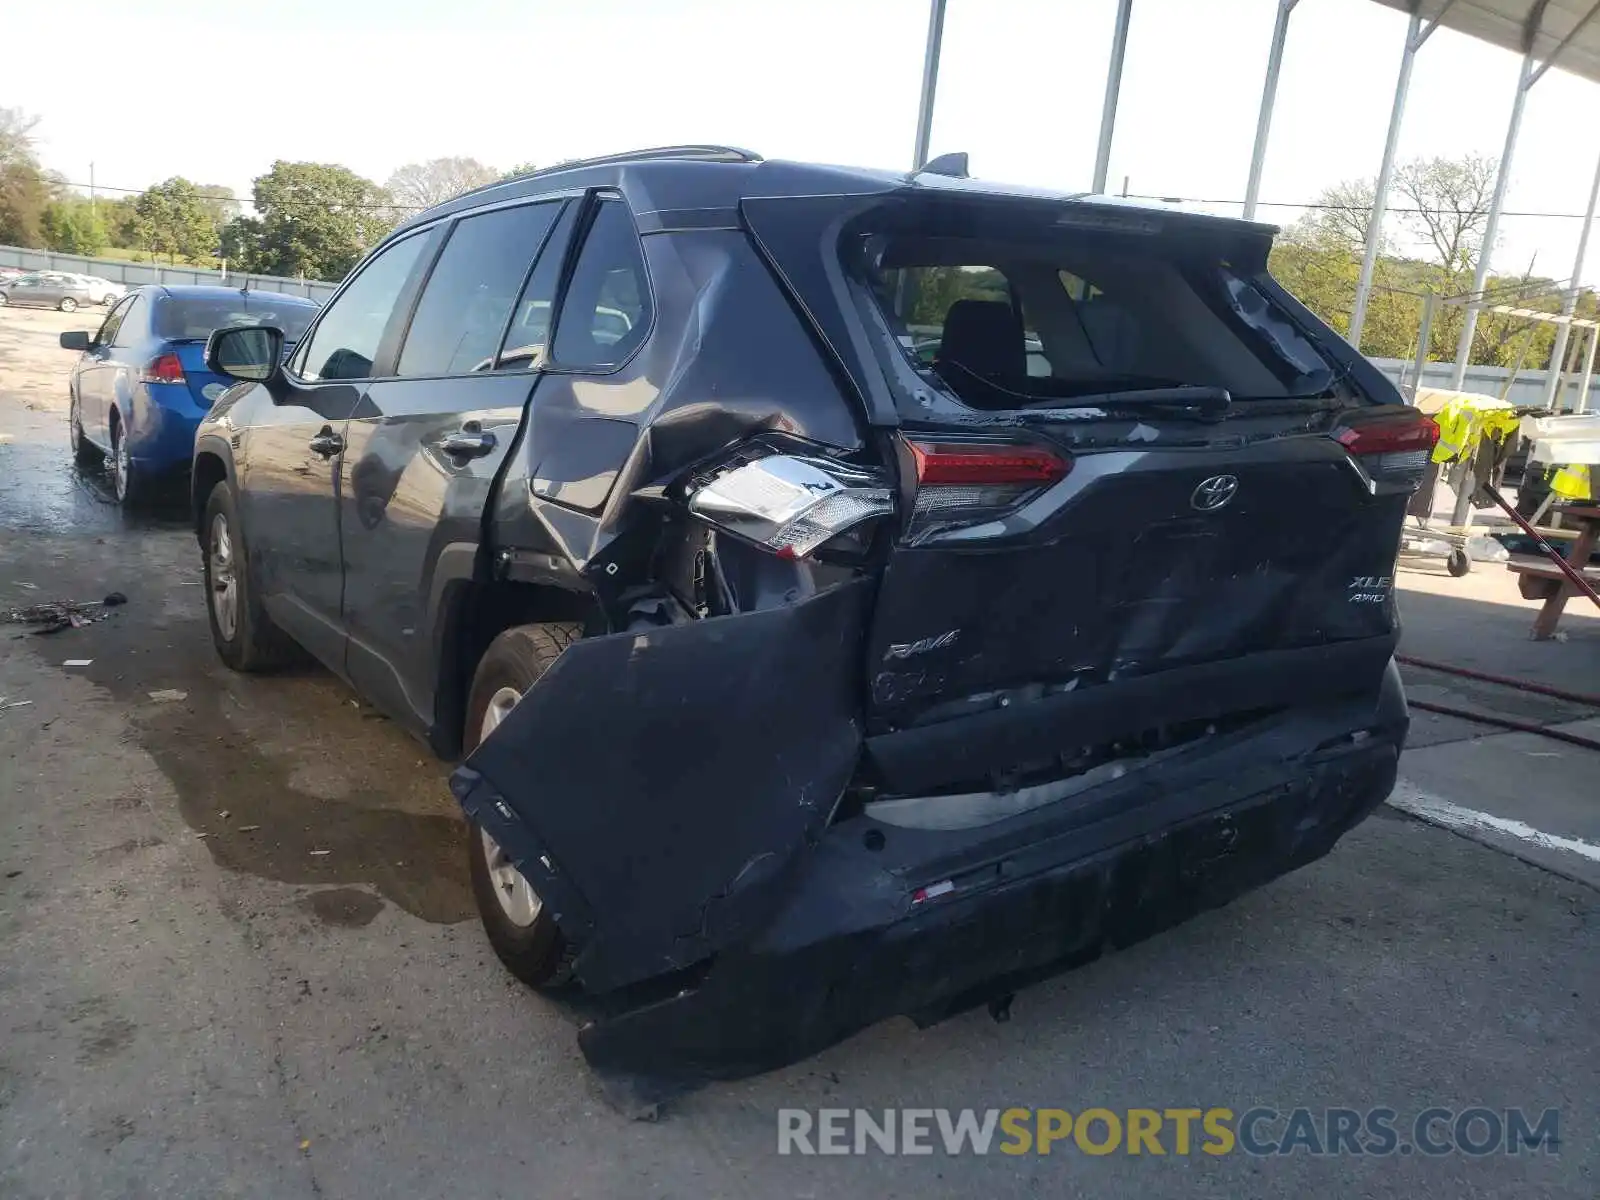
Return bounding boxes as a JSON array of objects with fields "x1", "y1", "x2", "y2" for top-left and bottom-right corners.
[
  {"x1": 903, "y1": 437, "x2": 1071, "y2": 541},
  {"x1": 140, "y1": 352, "x2": 186, "y2": 385},
  {"x1": 1332, "y1": 410, "x2": 1439, "y2": 493},
  {"x1": 686, "y1": 452, "x2": 894, "y2": 559}
]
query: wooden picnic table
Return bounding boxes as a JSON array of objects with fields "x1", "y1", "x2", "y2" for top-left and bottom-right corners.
[{"x1": 1508, "y1": 504, "x2": 1600, "y2": 640}]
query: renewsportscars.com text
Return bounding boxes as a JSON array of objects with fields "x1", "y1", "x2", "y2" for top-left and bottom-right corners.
[{"x1": 777, "y1": 1106, "x2": 1560, "y2": 1157}]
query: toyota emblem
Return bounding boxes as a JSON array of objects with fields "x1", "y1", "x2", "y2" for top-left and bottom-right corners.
[{"x1": 1191, "y1": 474, "x2": 1239, "y2": 512}]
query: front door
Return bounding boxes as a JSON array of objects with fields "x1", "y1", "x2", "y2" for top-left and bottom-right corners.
[
  {"x1": 239, "y1": 230, "x2": 436, "y2": 674},
  {"x1": 76, "y1": 294, "x2": 135, "y2": 444},
  {"x1": 340, "y1": 199, "x2": 572, "y2": 734}
]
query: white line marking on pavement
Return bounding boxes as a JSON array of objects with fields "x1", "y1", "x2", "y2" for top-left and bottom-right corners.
[{"x1": 1390, "y1": 783, "x2": 1600, "y2": 865}]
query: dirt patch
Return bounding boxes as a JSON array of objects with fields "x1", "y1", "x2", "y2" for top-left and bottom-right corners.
[{"x1": 297, "y1": 887, "x2": 386, "y2": 928}]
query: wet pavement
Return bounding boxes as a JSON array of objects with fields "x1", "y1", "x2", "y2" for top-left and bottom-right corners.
[{"x1": 1, "y1": 303, "x2": 1596, "y2": 1199}]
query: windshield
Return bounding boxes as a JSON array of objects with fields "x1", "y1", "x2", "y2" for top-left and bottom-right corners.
[
  {"x1": 857, "y1": 226, "x2": 1332, "y2": 411},
  {"x1": 154, "y1": 296, "x2": 318, "y2": 343}
]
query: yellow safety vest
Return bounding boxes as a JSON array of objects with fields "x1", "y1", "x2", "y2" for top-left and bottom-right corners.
[{"x1": 1551, "y1": 463, "x2": 1593, "y2": 501}]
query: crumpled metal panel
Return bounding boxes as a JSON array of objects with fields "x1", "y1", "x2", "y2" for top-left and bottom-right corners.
[{"x1": 450, "y1": 579, "x2": 869, "y2": 993}]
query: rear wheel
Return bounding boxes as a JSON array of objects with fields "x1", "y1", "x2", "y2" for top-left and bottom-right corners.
[
  {"x1": 465, "y1": 622, "x2": 583, "y2": 992},
  {"x1": 58, "y1": 296, "x2": 77, "y2": 313},
  {"x1": 201, "y1": 481, "x2": 298, "y2": 671},
  {"x1": 107, "y1": 413, "x2": 148, "y2": 506},
  {"x1": 69, "y1": 390, "x2": 102, "y2": 465},
  {"x1": 1446, "y1": 548, "x2": 1472, "y2": 577}
]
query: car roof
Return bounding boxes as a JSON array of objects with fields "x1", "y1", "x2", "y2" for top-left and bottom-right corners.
[
  {"x1": 388, "y1": 147, "x2": 1278, "y2": 244},
  {"x1": 139, "y1": 284, "x2": 318, "y2": 306}
]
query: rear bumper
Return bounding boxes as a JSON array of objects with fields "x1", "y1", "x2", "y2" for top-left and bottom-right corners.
[
  {"x1": 577, "y1": 677, "x2": 1405, "y2": 1085},
  {"x1": 128, "y1": 384, "x2": 204, "y2": 472}
]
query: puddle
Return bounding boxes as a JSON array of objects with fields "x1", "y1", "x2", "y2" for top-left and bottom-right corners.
[{"x1": 298, "y1": 887, "x2": 387, "y2": 928}]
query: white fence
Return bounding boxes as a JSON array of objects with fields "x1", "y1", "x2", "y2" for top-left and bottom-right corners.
[
  {"x1": 1369, "y1": 356, "x2": 1591, "y2": 411},
  {"x1": 0, "y1": 244, "x2": 339, "y2": 302}
]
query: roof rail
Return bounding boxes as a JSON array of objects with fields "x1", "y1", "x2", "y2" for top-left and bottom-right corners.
[{"x1": 507, "y1": 145, "x2": 763, "y2": 181}]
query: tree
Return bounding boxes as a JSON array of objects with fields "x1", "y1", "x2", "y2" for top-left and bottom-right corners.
[
  {"x1": 102, "y1": 195, "x2": 142, "y2": 248},
  {"x1": 0, "y1": 106, "x2": 53, "y2": 248},
  {"x1": 235, "y1": 161, "x2": 394, "y2": 280},
  {"x1": 502, "y1": 161, "x2": 539, "y2": 180},
  {"x1": 1394, "y1": 154, "x2": 1496, "y2": 279},
  {"x1": 41, "y1": 196, "x2": 108, "y2": 255},
  {"x1": 134, "y1": 177, "x2": 218, "y2": 263},
  {"x1": 384, "y1": 156, "x2": 498, "y2": 211},
  {"x1": 0, "y1": 106, "x2": 41, "y2": 170},
  {"x1": 195, "y1": 183, "x2": 240, "y2": 239}
]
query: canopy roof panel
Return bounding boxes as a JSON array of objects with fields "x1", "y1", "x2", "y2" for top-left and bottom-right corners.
[{"x1": 1372, "y1": 0, "x2": 1600, "y2": 85}]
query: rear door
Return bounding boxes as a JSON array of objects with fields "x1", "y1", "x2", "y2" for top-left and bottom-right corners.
[
  {"x1": 340, "y1": 198, "x2": 574, "y2": 735},
  {"x1": 748, "y1": 194, "x2": 1428, "y2": 751}
]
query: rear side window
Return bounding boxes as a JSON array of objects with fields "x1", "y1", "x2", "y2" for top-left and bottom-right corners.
[
  {"x1": 551, "y1": 198, "x2": 650, "y2": 370},
  {"x1": 397, "y1": 202, "x2": 562, "y2": 377},
  {"x1": 298, "y1": 233, "x2": 429, "y2": 382},
  {"x1": 498, "y1": 203, "x2": 578, "y2": 371}
]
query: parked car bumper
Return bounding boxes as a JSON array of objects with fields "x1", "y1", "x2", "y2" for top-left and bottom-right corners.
[
  {"x1": 457, "y1": 597, "x2": 1407, "y2": 1084},
  {"x1": 128, "y1": 384, "x2": 206, "y2": 473},
  {"x1": 577, "y1": 730, "x2": 1398, "y2": 1086}
]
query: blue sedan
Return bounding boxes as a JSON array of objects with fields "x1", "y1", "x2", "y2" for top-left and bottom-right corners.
[{"x1": 60, "y1": 285, "x2": 320, "y2": 504}]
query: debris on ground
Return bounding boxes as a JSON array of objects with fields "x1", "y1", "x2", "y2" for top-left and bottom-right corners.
[
  {"x1": 62, "y1": 659, "x2": 92, "y2": 668},
  {"x1": 4, "y1": 596, "x2": 124, "y2": 635},
  {"x1": 0, "y1": 698, "x2": 33, "y2": 712},
  {"x1": 148, "y1": 689, "x2": 188, "y2": 702}
]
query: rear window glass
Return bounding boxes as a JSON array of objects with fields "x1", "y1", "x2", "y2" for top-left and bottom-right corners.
[
  {"x1": 861, "y1": 225, "x2": 1332, "y2": 410},
  {"x1": 155, "y1": 297, "x2": 317, "y2": 343}
]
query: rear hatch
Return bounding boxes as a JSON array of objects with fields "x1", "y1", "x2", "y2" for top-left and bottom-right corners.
[{"x1": 743, "y1": 188, "x2": 1432, "y2": 783}]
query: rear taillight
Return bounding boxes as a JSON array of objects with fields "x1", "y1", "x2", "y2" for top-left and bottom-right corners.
[
  {"x1": 904, "y1": 437, "x2": 1071, "y2": 541},
  {"x1": 1332, "y1": 410, "x2": 1439, "y2": 493},
  {"x1": 140, "y1": 352, "x2": 186, "y2": 385},
  {"x1": 686, "y1": 452, "x2": 894, "y2": 559}
]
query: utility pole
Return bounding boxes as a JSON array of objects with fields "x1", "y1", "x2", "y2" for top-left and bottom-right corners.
[{"x1": 89, "y1": 162, "x2": 96, "y2": 214}]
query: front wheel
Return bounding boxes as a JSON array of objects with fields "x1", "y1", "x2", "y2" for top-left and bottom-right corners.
[
  {"x1": 59, "y1": 296, "x2": 78, "y2": 313},
  {"x1": 201, "y1": 482, "x2": 298, "y2": 671},
  {"x1": 465, "y1": 622, "x2": 584, "y2": 991}
]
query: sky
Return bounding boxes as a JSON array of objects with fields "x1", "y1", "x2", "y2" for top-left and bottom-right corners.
[{"x1": 6, "y1": 0, "x2": 1600, "y2": 286}]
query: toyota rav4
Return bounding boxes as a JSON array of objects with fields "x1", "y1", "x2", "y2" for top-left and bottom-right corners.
[{"x1": 192, "y1": 145, "x2": 1434, "y2": 1091}]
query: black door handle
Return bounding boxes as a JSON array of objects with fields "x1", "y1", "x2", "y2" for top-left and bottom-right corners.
[{"x1": 308, "y1": 426, "x2": 343, "y2": 457}]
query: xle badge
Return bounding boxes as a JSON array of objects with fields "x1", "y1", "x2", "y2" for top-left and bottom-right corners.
[{"x1": 1349, "y1": 576, "x2": 1393, "y2": 604}]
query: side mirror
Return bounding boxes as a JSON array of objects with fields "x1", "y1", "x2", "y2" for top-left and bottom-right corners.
[
  {"x1": 59, "y1": 331, "x2": 91, "y2": 351},
  {"x1": 205, "y1": 324, "x2": 284, "y2": 384}
]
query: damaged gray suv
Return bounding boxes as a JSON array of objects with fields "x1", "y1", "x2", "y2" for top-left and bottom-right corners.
[{"x1": 192, "y1": 145, "x2": 1434, "y2": 1092}]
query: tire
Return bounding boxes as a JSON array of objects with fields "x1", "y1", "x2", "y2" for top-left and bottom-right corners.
[
  {"x1": 465, "y1": 622, "x2": 584, "y2": 992},
  {"x1": 201, "y1": 481, "x2": 298, "y2": 671},
  {"x1": 102, "y1": 294, "x2": 117, "y2": 307},
  {"x1": 0, "y1": 292, "x2": 8, "y2": 306},
  {"x1": 59, "y1": 296, "x2": 78, "y2": 312},
  {"x1": 107, "y1": 412, "x2": 148, "y2": 507},
  {"x1": 1446, "y1": 548, "x2": 1472, "y2": 577},
  {"x1": 69, "y1": 389, "x2": 102, "y2": 466}
]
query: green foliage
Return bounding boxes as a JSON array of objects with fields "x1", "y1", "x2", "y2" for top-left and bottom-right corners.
[
  {"x1": 134, "y1": 177, "x2": 219, "y2": 264},
  {"x1": 41, "y1": 196, "x2": 108, "y2": 255},
  {"x1": 102, "y1": 195, "x2": 142, "y2": 248},
  {"x1": 501, "y1": 161, "x2": 539, "y2": 180},
  {"x1": 228, "y1": 161, "x2": 393, "y2": 280},
  {"x1": 0, "y1": 106, "x2": 55, "y2": 248}
]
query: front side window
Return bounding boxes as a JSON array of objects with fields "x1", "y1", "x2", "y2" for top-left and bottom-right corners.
[
  {"x1": 297, "y1": 233, "x2": 428, "y2": 382},
  {"x1": 551, "y1": 198, "x2": 650, "y2": 371},
  {"x1": 397, "y1": 202, "x2": 561, "y2": 377},
  {"x1": 96, "y1": 295, "x2": 134, "y2": 345}
]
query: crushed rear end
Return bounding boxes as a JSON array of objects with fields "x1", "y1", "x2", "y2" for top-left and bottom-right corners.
[{"x1": 450, "y1": 173, "x2": 1431, "y2": 1087}]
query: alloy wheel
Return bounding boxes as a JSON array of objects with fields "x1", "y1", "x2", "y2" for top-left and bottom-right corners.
[
  {"x1": 209, "y1": 512, "x2": 239, "y2": 641},
  {"x1": 479, "y1": 685, "x2": 541, "y2": 927}
]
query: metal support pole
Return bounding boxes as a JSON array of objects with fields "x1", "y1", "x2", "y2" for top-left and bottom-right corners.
[
  {"x1": 1451, "y1": 47, "x2": 1536, "y2": 388},
  {"x1": 911, "y1": 0, "x2": 948, "y2": 170},
  {"x1": 1409, "y1": 291, "x2": 1438, "y2": 399},
  {"x1": 1092, "y1": 0, "x2": 1135, "y2": 194},
  {"x1": 1539, "y1": 147, "x2": 1600, "y2": 408},
  {"x1": 1578, "y1": 325, "x2": 1598, "y2": 413},
  {"x1": 1349, "y1": 9, "x2": 1424, "y2": 348},
  {"x1": 1243, "y1": 0, "x2": 1297, "y2": 221}
]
